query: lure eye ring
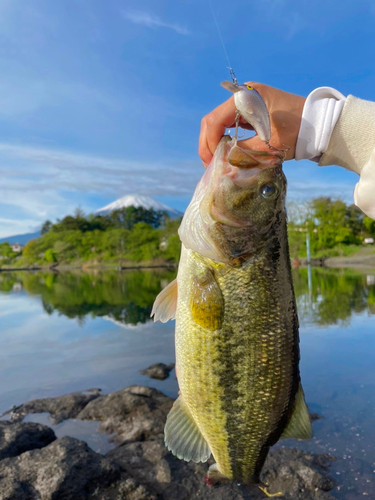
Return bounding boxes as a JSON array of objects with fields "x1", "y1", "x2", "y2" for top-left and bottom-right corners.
[
  {"x1": 260, "y1": 183, "x2": 278, "y2": 200},
  {"x1": 246, "y1": 85, "x2": 253, "y2": 90}
]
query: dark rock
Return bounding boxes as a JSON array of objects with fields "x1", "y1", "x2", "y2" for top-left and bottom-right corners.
[
  {"x1": 309, "y1": 412, "x2": 323, "y2": 422},
  {"x1": 0, "y1": 421, "x2": 56, "y2": 459},
  {"x1": 0, "y1": 436, "x2": 120, "y2": 500},
  {"x1": 261, "y1": 447, "x2": 336, "y2": 499},
  {"x1": 107, "y1": 438, "x2": 336, "y2": 500},
  {"x1": 10, "y1": 388, "x2": 101, "y2": 424},
  {"x1": 78, "y1": 385, "x2": 173, "y2": 443},
  {"x1": 140, "y1": 362, "x2": 175, "y2": 380},
  {"x1": 0, "y1": 385, "x2": 338, "y2": 500},
  {"x1": 98, "y1": 477, "x2": 157, "y2": 500}
]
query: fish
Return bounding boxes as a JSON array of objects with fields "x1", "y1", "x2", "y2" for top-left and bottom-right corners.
[
  {"x1": 221, "y1": 81, "x2": 271, "y2": 143},
  {"x1": 151, "y1": 135, "x2": 312, "y2": 488}
]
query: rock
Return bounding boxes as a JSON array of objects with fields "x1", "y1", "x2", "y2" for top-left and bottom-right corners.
[
  {"x1": 261, "y1": 447, "x2": 336, "y2": 499},
  {"x1": 99, "y1": 477, "x2": 157, "y2": 500},
  {"x1": 309, "y1": 412, "x2": 323, "y2": 422},
  {"x1": 0, "y1": 436, "x2": 120, "y2": 500},
  {"x1": 107, "y1": 438, "x2": 336, "y2": 500},
  {"x1": 10, "y1": 389, "x2": 101, "y2": 424},
  {"x1": 0, "y1": 385, "x2": 337, "y2": 500},
  {"x1": 0, "y1": 421, "x2": 56, "y2": 459},
  {"x1": 78, "y1": 385, "x2": 173, "y2": 443},
  {"x1": 140, "y1": 362, "x2": 175, "y2": 380}
]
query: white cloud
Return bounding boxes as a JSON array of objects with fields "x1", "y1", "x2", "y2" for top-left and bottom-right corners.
[
  {"x1": 0, "y1": 142, "x2": 201, "y2": 238},
  {"x1": 122, "y1": 10, "x2": 189, "y2": 35}
]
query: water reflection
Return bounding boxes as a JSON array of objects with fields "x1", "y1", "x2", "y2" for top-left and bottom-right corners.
[
  {"x1": 0, "y1": 269, "x2": 177, "y2": 326},
  {"x1": 0, "y1": 267, "x2": 374, "y2": 327},
  {"x1": 293, "y1": 268, "x2": 375, "y2": 326}
]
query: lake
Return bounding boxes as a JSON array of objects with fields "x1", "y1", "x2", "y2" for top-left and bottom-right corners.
[{"x1": 0, "y1": 267, "x2": 374, "y2": 497}]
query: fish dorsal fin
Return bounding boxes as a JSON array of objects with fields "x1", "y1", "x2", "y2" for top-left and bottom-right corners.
[
  {"x1": 151, "y1": 279, "x2": 177, "y2": 323},
  {"x1": 165, "y1": 395, "x2": 211, "y2": 463},
  {"x1": 190, "y1": 268, "x2": 224, "y2": 331},
  {"x1": 280, "y1": 382, "x2": 313, "y2": 440}
]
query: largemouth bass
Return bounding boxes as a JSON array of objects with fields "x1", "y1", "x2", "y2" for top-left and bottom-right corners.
[{"x1": 152, "y1": 136, "x2": 312, "y2": 487}]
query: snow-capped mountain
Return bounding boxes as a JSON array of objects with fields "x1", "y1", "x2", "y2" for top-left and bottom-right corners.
[{"x1": 95, "y1": 194, "x2": 182, "y2": 218}]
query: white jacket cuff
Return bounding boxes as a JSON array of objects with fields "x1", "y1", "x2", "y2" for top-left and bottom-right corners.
[{"x1": 295, "y1": 87, "x2": 346, "y2": 162}]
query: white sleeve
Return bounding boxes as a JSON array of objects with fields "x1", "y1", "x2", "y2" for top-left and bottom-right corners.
[
  {"x1": 295, "y1": 87, "x2": 346, "y2": 162},
  {"x1": 353, "y1": 150, "x2": 375, "y2": 219},
  {"x1": 296, "y1": 88, "x2": 375, "y2": 220}
]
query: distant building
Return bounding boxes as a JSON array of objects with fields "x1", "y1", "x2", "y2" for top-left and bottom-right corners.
[
  {"x1": 159, "y1": 238, "x2": 168, "y2": 250},
  {"x1": 10, "y1": 243, "x2": 23, "y2": 253},
  {"x1": 364, "y1": 237, "x2": 374, "y2": 245}
]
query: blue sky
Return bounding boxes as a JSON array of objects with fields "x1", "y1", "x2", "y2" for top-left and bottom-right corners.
[{"x1": 0, "y1": 0, "x2": 374, "y2": 237}]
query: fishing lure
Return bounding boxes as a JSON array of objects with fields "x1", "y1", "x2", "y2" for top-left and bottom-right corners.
[{"x1": 221, "y1": 81, "x2": 271, "y2": 143}]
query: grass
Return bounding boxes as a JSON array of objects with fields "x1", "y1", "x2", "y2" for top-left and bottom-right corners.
[{"x1": 307, "y1": 245, "x2": 366, "y2": 259}]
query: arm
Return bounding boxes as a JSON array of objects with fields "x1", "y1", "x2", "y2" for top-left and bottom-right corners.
[{"x1": 318, "y1": 95, "x2": 375, "y2": 219}]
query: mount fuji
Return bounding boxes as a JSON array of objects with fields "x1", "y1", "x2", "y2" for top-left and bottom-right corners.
[{"x1": 95, "y1": 194, "x2": 183, "y2": 218}]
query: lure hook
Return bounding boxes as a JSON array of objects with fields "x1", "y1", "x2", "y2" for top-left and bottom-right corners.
[{"x1": 266, "y1": 141, "x2": 290, "y2": 161}]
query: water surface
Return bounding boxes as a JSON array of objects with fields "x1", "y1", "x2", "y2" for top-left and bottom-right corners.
[{"x1": 0, "y1": 267, "x2": 374, "y2": 497}]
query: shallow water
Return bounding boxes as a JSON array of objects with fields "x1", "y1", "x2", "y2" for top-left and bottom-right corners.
[{"x1": 0, "y1": 267, "x2": 374, "y2": 497}]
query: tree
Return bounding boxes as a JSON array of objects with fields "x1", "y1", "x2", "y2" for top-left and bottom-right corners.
[
  {"x1": 41, "y1": 220, "x2": 52, "y2": 234},
  {"x1": 44, "y1": 249, "x2": 57, "y2": 263}
]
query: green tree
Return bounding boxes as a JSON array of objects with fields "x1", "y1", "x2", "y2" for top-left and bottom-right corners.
[
  {"x1": 41, "y1": 220, "x2": 52, "y2": 234},
  {"x1": 44, "y1": 249, "x2": 57, "y2": 263}
]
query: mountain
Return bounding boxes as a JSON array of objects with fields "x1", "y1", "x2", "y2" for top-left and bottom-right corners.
[
  {"x1": 0, "y1": 231, "x2": 41, "y2": 245},
  {"x1": 95, "y1": 194, "x2": 183, "y2": 218}
]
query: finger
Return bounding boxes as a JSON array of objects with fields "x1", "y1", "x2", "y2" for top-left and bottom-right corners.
[
  {"x1": 199, "y1": 96, "x2": 237, "y2": 165},
  {"x1": 199, "y1": 118, "x2": 211, "y2": 167}
]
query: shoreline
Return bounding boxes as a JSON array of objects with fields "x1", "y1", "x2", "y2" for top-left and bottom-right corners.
[
  {"x1": 0, "y1": 262, "x2": 177, "y2": 272},
  {"x1": 2, "y1": 257, "x2": 375, "y2": 272}
]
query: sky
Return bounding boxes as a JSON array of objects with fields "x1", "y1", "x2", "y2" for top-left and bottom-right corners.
[{"x1": 1, "y1": 0, "x2": 375, "y2": 238}]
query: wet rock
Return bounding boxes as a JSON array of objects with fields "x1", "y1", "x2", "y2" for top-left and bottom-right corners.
[
  {"x1": 0, "y1": 436, "x2": 120, "y2": 500},
  {"x1": 78, "y1": 385, "x2": 173, "y2": 443},
  {"x1": 107, "y1": 438, "x2": 336, "y2": 500},
  {"x1": 0, "y1": 386, "x2": 337, "y2": 500},
  {"x1": 309, "y1": 412, "x2": 323, "y2": 422},
  {"x1": 261, "y1": 447, "x2": 336, "y2": 499},
  {"x1": 10, "y1": 388, "x2": 101, "y2": 424},
  {"x1": 0, "y1": 421, "x2": 56, "y2": 459},
  {"x1": 99, "y1": 477, "x2": 157, "y2": 500},
  {"x1": 140, "y1": 362, "x2": 175, "y2": 380}
]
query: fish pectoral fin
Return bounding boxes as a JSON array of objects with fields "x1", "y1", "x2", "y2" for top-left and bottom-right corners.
[
  {"x1": 190, "y1": 269, "x2": 224, "y2": 331},
  {"x1": 164, "y1": 395, "x2": 211, "y2": 463},
  {"x1": 280, "y1": 382, "x2": 313, "y2": 440},
  {"x1": 151, "y1": 279, "x2": 177, "y2": 323}
]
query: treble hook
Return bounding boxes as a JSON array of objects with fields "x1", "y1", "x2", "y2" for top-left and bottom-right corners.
[{"x1": 265, "y1": 141, "x2": 290, "y2": 161}]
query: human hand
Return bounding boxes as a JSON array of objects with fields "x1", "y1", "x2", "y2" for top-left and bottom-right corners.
[{"x1": 199, "y1": 82, "x2": 306, "y2": 166}]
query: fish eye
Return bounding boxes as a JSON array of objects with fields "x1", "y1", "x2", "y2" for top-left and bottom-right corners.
[
  {"x1": 246, "y1": 85, "x2": 253, "y2": 90},
  {"x1": 260, "y1": 183, "x2": 278, "y2": 199}
]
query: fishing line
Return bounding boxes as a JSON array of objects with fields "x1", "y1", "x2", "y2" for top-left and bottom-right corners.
[{"x1": 207, "y1": 0, "x2": 238, "y2": 84}]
